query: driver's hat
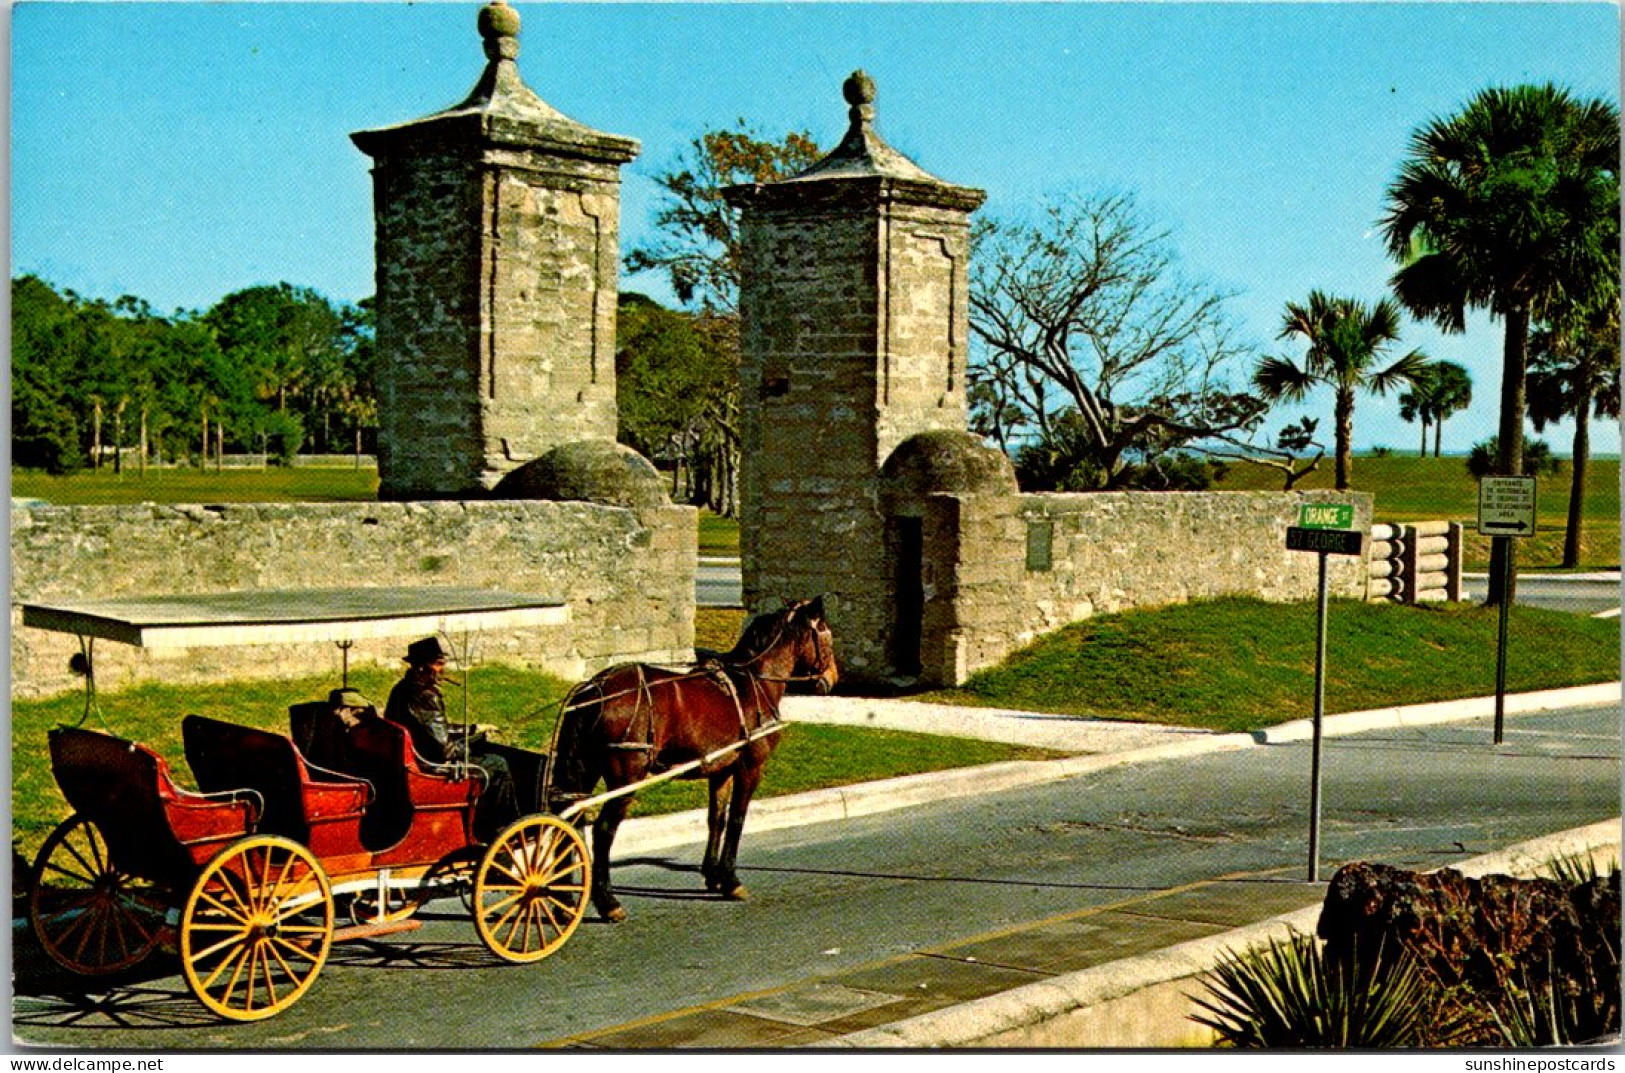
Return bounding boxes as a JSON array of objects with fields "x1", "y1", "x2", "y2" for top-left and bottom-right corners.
[{"x1": 405, "y1": 636, "x2": 451, "y2": 666}]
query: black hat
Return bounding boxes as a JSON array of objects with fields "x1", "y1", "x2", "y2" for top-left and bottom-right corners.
[{"x1": 405, "y1": 637, "x2": 450, "y2": 665}]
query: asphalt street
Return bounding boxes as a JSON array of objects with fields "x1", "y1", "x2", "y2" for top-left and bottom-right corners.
[
  {"x1": 1461, "y1": 573, "x2": 1621, "y2": 615},
  {"x1": 14, "y1": 704, "x2": 1619, "y2": 1050}
]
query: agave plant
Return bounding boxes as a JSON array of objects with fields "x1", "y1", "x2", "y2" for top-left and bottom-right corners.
[
  {"x1": 1190, "y1": 930, "x2": 1442, "y2": 1048},
  {"x1": 1492, "y1": 956, "x2": 1622, "y2": 1047}
]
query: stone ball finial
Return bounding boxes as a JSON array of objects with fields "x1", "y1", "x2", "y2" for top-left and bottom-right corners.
[
  {"x1": 479, "y1": 1, "x2": 521, "y2": 60},
  {"x1": 843, "y1": 70, "x2": 877, "y2": 108}
]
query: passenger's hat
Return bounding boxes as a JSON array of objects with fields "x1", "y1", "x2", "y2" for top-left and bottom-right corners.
[
  {"x1": 405, "y1": 636, "x2": 450, "y2": 665},
  {"x1": 329, "y1": 688, "x2": 372, "y2": 709}
]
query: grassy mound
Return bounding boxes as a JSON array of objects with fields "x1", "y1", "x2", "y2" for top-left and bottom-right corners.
[{"x1": 927, "y1": 597, "x2": 1620, "y2": 733}]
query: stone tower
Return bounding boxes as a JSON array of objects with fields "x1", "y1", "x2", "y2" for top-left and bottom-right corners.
[
  {"x1": 725, "y1": 72, "x2": 985, "y2": 683},
  {"x1": 353, "y1": 2, "x2": 639, "y2": 499}
]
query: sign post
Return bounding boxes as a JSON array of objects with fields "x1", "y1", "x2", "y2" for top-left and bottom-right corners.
[
  {"x1": 1286, "y1": 503, "x2": 1363, "y2": 883},
  {"x1": 1478, "y1": 476, "x2": 1537, "y2": 745}
]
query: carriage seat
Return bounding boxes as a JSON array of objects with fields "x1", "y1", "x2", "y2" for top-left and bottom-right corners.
[
  {"x1": 288, "y1": 700, "x2": 485, "y2": 851},
  {"x1": 47, "y1": 725, "x2": 261, "y2": 881},
  {"x1": 182, "y1": 715, "x2": 371, "y2": 857}
]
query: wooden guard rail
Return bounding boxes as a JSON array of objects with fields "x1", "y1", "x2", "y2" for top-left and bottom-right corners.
[{"x1": 1367, "y1": 521, "x2": 1464, "y2": 604}]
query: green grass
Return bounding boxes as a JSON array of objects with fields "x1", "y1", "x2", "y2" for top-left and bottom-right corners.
[
  {"x1": 923, "y1": 596, "x2": 1620, "y2": 734},
  {"x1": 1214, "y1": 455, "x2": 1620, "y2": 572},
  {"x1": 12, "y1": 465, "x2": 380, "y2": 504},
  {"x1": 10, "y1": 664, "x2": 1055, "y2": 861},
  {"x1": 698, "y1": 510, "x2": 740, "y2": 556}
]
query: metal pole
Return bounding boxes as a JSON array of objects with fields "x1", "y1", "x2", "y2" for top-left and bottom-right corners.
[
  {"x1": 1308, "y1": 550, "x2": 1329, "y2": 883},
  {"x1": 1494, "y1": 535, "x2": 1511, "y2": 745}
]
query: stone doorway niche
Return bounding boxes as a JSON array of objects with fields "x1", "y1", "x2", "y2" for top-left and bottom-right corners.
[
  {"x1": 886, "y1": 515, "x2": 926, "y2": 679},
  {"x1": 878, "y1": 430, "x2": 1019, "y2": 686}
]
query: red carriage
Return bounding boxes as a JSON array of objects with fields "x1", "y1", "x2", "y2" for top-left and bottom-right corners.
[{"x1": 21, "y1": 589, "x2": 592, "y2": 1022}]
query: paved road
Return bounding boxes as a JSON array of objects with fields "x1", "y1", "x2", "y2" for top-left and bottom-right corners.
[
  {"x1": 15, "y1": 704, "x2": 1618, "y2": 1049},
  {"x1": 1462, "y1": 573, "x2": 1621, "y2": 615},
  {"x1": 696, "y1": 559, "x2": 742, "y2": 608}
]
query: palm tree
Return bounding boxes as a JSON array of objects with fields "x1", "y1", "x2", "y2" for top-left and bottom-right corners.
[
  {"x1": 1398, "y1": 371, "x2": 1437, "y2": 457},
  {"x1": 1528, "y1": 305, "x2": 1621, "y2": 567},
  {"x1": 1381, "y1": 83, "x2": 1619, "y2": 601},
  {"x1": 1425, "y1": 363, "x2": 1473, "y2": 457},
  {"x1": 1254, "y1": 292, "x2": 1430, "y2": 490},
  {"x1": 1400, "y1": 362, "x2": 1473, "y2": 458}
]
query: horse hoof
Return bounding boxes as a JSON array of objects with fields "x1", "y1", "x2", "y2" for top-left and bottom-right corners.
[
  {"x1": 724, "y1": 885, "x2": 749, "y2": 902},
  {"x1": 603, "y1": 905, "x2": 628, "y2": 923}
]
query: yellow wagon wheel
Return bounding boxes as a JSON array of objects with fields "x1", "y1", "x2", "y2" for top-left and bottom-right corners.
[
  {"x1": 473, "y1": 816, "x2": 590, "y2": 964},
  {"x1": 29, "y1": 814, "x2": 166, "y2": 975},
  {"x1": 179, "y1": 835, "x2": 333, "y2": 1022}
]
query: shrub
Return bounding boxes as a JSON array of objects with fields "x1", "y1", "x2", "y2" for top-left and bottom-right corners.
[
  {"x1": 261, "y1": 411, "x2": 305, "y2": 467},
  {"x1": 1467, "y1": 436, "x2": 1562, "y2": 479},
  {"x1": 1191, "y1": 930, "x2": 1447, "y2": 1048}
]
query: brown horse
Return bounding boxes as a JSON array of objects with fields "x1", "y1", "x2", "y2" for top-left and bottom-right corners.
[{"x1": 549, "y1": 598, "x2": 838, "y2": 923}]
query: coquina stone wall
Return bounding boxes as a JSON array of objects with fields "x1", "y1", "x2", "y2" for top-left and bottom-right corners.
[
  {"x1": 907, "y1": 490, "x2": 1375, "y2": 687},
  {"x1": 10, "y1": 501, "x2": 694, "y2": 699}
]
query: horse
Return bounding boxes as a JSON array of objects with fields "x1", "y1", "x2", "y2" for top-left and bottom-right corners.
[{"x1": 548, "y1": 597, "x2": 838, "y2": 923}]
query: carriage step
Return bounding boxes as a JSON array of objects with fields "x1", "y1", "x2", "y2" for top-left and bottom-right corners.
[{"x1": 332, "y1": 919, "x2": 423, "y2": 943}]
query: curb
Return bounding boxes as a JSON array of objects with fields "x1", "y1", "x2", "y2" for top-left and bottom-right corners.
[
  {"x1": 609, "y1": 681, "x2": 1620, "y2": 860},
  {"x1": 819, "y1": 818, "x2": 1624, "y2": 1049}
]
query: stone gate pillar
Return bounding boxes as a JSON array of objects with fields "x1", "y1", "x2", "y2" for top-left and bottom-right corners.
[
  {"x1": 724, "y1": 72, "x2": 985, "y2": 683},
  {"x1": 353, "y1": 2, "x2": 638, "y2": 499}
]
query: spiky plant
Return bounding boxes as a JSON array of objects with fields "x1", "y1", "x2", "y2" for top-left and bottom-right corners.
[{"x1": 1190, "y1": 931, "x2": 1441, "y2": 1048}]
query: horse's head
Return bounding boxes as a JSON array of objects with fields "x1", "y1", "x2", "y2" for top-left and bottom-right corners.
[{"x1": 789, "y1": 596, "x2": 839, "y2": 696}]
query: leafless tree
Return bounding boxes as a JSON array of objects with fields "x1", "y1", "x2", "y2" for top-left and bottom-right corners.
[{"x1": 968, "y1": 192, "x2": 1267, "y2": 487}]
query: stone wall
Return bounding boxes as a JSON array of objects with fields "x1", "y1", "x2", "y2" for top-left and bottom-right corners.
[
  {"x1": 909, "y1": 490, "x2": 1375, "y2": 686},
  {"x1": 10, "y1": 501, "x2": 694, "y2": 699}
]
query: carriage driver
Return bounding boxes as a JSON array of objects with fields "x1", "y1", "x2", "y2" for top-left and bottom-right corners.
[{"x1": 385, "y1": 637, "x2": 519, "y2": 840}]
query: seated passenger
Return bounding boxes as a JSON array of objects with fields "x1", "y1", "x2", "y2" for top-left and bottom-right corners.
[
  {"x1": 385, "y1": 637, "x2": 518, "y2": 841},
  {"x1": 329, "y1": 687, "x2": 377, "y2": 730}
]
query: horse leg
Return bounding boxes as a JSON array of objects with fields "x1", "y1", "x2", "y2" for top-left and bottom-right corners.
[
  {"x1": 702, "y1": 771, "x2": 734, "y2": 892},
  {"x1": 716, "y1": 763, "x2": 763, "y2": 902},
  {"x1": 590, "y1": 795, "x2": 634, "y2": 923}
]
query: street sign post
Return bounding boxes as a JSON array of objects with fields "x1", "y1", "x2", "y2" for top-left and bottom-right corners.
[
  {"x1": 1478, "y1": 477, "x2": 1537, "y2": 745},
  {"x1": 1285, "y1": 504, "x2": 1361, "y2": 883}
]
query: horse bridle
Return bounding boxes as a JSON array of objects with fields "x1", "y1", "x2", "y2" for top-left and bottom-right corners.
[{"x1": 736, "y1": 605, "x2": 835, "y2": 687}]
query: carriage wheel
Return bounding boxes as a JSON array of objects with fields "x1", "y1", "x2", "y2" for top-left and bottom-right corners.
[
  {"x1": 473, "y1": 816, "x2": 590, "y2": 964},
  {"x1": 179, "y1": 836, "x2": 333, "y2": 1022},
  {"x1": 29, "y1": 814, "x2": 167, "y2": 975}
]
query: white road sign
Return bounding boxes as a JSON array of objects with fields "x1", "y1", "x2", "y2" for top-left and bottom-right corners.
[{"x1": 1478, "y1": 475, "x2": 1537, "y2": 537}]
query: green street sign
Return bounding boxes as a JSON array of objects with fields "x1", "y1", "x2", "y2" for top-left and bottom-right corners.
[{"x1": 1298, "y1": 503, "x2": 1355, "y2": 531}]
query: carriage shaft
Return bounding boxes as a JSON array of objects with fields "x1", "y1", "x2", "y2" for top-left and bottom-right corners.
[{"x1": 557, "y1": 722, "x2": 785, "y2": 824}]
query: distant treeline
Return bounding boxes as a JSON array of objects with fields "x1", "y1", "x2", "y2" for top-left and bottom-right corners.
[{"x1": 12, "y1": 275, "x2": 376, "y2": 473}]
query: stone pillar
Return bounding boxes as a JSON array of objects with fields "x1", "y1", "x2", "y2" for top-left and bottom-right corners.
[
  {"x1": 352, "y1": 2, "x2": 638, "y2": 499},
  {"x1": 725, "y1": 73, "x2": 984, "y2": 683}
]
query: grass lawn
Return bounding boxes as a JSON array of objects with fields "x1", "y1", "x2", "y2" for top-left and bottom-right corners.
[
  {"x1": 12, "y1": 465, "x2": 379, "y2": 504},
  {"x1": 923, "y1": 596, "x2": 1621, "y2": 734},
  {"x1": 698, "y1": 510, "x2": 740, "y2": 556},
  {"x1": 10, "y1": 663, "x2": 1056, "y2": 862}
]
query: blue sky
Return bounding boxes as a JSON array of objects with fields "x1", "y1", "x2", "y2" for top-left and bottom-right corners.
[{"x1": 10, "y1": 2, "x2": 1621, "y2": 455}]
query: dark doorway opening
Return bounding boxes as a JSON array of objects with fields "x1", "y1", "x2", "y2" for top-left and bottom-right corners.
[{"x1": 890, "y1": 516, "x2": 924, "y2": 678}]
